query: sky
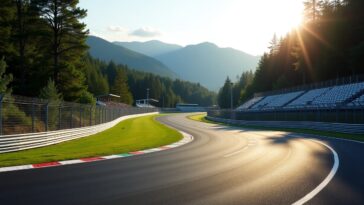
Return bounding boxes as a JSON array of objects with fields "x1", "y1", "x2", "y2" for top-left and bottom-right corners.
[{"x1": 79, "y1": 0, "x2": 304, "y2": 56}]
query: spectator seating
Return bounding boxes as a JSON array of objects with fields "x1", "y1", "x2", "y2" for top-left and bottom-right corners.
[
  {"x1": 287, "y1": 87, "x2": 331, "y2": 108},
  {"x1": 349, "y1": 93, "x2": 364, "y2": 106},
  {"x1": 311, "y1": 82, "x2": 364, "y2": 107},
  {"x1": 250, "y1": 91, "x2": 303, "y2": 110},
  {"x1": 250, "y1": 95, "x2": 279, "y2": 110},
  {"x1": 237, "y1": 81, "x2": 364, "y2": 111},
  {"x1": 236, "y1": 96, "x2": 264, "y2": 110},
  {"x1": 264, "y1": 91, "x2": 304, "y2": 109}
]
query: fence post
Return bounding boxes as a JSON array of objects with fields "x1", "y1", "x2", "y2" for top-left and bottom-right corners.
[
  {"x1": 0, "y1": 94, "x2": 3, "y2": 135},
  {"x1": 31, "y1": 100, "x2": 35, "y2": 133},
  {"x1": 45, "y1": 101, "x2": 49, "y2": 132},
  {"x1": 98, "y1": 108, "x2": 100, "y2": 124},
  {"x1": 58, "y1": 103, "x2": 62, "y2": 130},
  {"x1": 79, "y1": 106, "x2": 82, "y2": 127},
  {"x1": 70, "y1": 107, "x2": 73, "y2": 128},
  {"x1": 101, "y1": 108, "x2": 104, "y2": 123},
  {"x1": 89, "y1": 106, "x2": 93, "y2": 126}
]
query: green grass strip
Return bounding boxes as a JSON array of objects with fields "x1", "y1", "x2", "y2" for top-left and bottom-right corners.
[
  {"x1": 0, "y1": 114, "x2": 182, "y2": 167},
  {"x1": 188, "y1": 113, "x2": 364, "y2": 142}
]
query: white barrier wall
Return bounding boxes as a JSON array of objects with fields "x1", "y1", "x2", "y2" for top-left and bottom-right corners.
[{"x1": 0, "y1": 112, "x2": 158, "y2": 153}]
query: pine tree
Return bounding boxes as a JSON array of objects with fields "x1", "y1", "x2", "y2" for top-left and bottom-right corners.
[
  {"x1": 12, "y1": 0, "x2": 43, "y2": 94},
  {"x1": 111, "y1": 70, "x2": 133, "y2": 105},
  {"x1": 217, "y1": 77, "x2": 233, "y2": 109},
  {"x1": 58, "y1": 63, "x2": 87, "y2": 101},
  {"x1": 0, "y1": 58, "x2": 13, "y2": 94},
  {"x1": 38, "y1": 0, "x2": 88, "y2": 100},
  {"x1": 303, "y1": 0, "x2": 320, "y2": 22},
  {"x1": 0, "y1": 0, "x2": 15, "y2": 58},
  {"x1": 39, "y1": 78, "x2": 62, "y2": 101}
]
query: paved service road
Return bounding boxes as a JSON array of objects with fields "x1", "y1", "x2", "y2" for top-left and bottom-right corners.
[{"x1": 0, "y1": 113, "x2": 363, "y2": 205}]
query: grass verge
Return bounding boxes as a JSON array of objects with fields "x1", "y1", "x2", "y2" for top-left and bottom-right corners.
[
  {"x1": 188, "y1": 113, "x2": 364, "y2": 142},
  {"x1": 0, "y1": 114, "x2": 182, "y2": 167}
]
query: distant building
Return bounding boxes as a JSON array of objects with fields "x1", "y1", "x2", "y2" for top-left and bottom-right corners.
[
  {"x1": 96, "y1": 94, "x2": 131, "y2": 108},
  {"x1": 176, "y1": 103, "x2": 205, "y2": 112},
  {"x1": 136, "y1": 99, "x2": 159, "y2": 108}
]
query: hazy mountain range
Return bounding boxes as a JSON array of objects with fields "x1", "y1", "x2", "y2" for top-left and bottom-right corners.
[
  {"x1": 114, "y1": 40, "x2": 182, "y2": 57},
  {"x1": 86, "y1": 36, "x2": 178, "y2": 78},
  {"x1": 155, "y1": 42, "x2": 260, "y2": 90},
  {"x1": 87, "y1": 36, "x2": 260, "y2": 90}
]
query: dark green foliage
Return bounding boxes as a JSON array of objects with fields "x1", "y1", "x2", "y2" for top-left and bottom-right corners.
[
  {"x1": 217, "y1": 71, "x2": 254, "y2": 108},
  {"x1": 78, "y1": 90, "x2": 96, "y2": 105},
  {"x1": 0, "y1": 58, "x2": 13, "y2": 94},
  {"x1": 39, "y1": 78, "x2": 62, "y2": 101},
  {"x1": 37, "y1": 0, "x2": 89, "y2": 100},
  {"x1": 38, "y1": 0, "x2": 88, "y2": 81},
  {"x1": 125, "y1": 65, "x2": 216, "y2": 107},
  {"x1": 84, "y1": 55, "x2": 216, "y2": 107},
  {"x1": 81, "y1": 54, "x2": 109, "y2": 96},
  {"x1": 0, "y1": 0, "x2": 90, "y2": 102},
  {"x1": 111, "y1": 70, "x2": 133, "y2": 105},
  {"x1": 217, "y1": 77, "x2": 233, "y2": 109},
  {"x1": 57, "y1": 63, "x2": 87, "y2": 102},
  {"x1": 0, "y1": 0, "x2": 15, "y2": 58}
]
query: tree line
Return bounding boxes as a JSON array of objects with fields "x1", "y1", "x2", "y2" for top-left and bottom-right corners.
[
  {"x1": 218, "y1": 0, "x2": 364, "y2": 108},
  {"x1": 0, "y1": 0, "x2": 91, "y2": 102},
  {"x1": 83, "y1": 55, "x2": 216, "y2": 107},
  {"x1": 0, "y1": 0, "x2": 216, "y2": 107}
]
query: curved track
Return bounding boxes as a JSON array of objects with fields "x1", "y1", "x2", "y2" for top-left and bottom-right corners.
[{"x1": 0, "y1": 113, "x2": 363, "y2": 205}]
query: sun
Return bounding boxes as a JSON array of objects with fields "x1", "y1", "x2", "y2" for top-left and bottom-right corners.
[
  {"x1": 273, "y1": 5, "x2": 303, "y2": 36},
  {"x1": 196, "y1": 0, "x2": 305, "y2": 55}
]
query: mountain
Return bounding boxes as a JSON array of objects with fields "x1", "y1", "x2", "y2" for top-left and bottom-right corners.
[
  {"x1": 113, "y1": 40, "x2": 182, "y2": 57},
  {"x1": 86, "y1": 36, "x2": 178, "y2": 78},
  {"x1": 155, "y1": 42, "x2": 260, "y2": 90}
]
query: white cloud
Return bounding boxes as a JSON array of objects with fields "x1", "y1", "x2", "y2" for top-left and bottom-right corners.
[
  {"x1": 130, "y1": 27, "x2": 162, "y2": 38},
  {"x1": 107, "y1": 26, "x2": 128, "y2": 33}
]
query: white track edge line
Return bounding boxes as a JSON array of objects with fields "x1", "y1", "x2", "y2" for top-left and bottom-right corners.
[{"x1": 292, "y1": 139, "x2": 339, "y2": 205}]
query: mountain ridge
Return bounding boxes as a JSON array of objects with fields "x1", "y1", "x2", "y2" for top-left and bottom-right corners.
[
  {"x1": 155, "y1": 42, "x2": 260, "y2": 90},
  {"x1": 86, "y1": 36, "x2": 178, "y2": 79},
  {"x1": 113, "y1": 40, "x2": 182, "y2": 57}
]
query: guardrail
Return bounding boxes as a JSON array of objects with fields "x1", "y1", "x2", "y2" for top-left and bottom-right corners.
[
  {"x1": 0, "y1": 112, "x2": 158, "y2": 153},
  {"x1": 206, "y1": 116, "x2": 364, "y2": 134},
  {"x1": 209, "y1": 108, "x2": 364, "y2": 124}
]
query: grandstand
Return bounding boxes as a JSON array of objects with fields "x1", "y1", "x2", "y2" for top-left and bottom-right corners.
[
  {"x1": 349, "y1": 93, "x2": 364, "y2": 106},
  {"x1": 237, "y1": 81, "x2": 364, "y2": 111},
  {"x1": 96, "y1": 94, "x2": 131, "y2": 108},
  {"x1": 287, "y1": 87, "x2": 332, "y2": 108},
  {"x1": 136, "y1": 99, "x2": 157, "y2": 108},
  {"x1": 236, "y1": 96, "x2": 264, "y2": 110}
]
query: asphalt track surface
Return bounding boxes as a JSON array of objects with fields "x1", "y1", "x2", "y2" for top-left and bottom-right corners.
[{"x1": 0, "y1": 113, "x2": 363, "y2": 205}]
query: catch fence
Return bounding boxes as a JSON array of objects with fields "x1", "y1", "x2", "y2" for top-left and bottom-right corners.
[{"x1": 0, "y1": 94, "x2": 158, "y2": 136}]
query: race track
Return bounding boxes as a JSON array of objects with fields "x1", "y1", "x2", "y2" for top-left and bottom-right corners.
[{"x1": 0, "y1": 113, "x2": 363, "y2": 205}]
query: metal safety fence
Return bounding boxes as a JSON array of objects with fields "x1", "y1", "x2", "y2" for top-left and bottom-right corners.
[{"x1": 0, "y1": 94, "x2": 158, "y2": 136}]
